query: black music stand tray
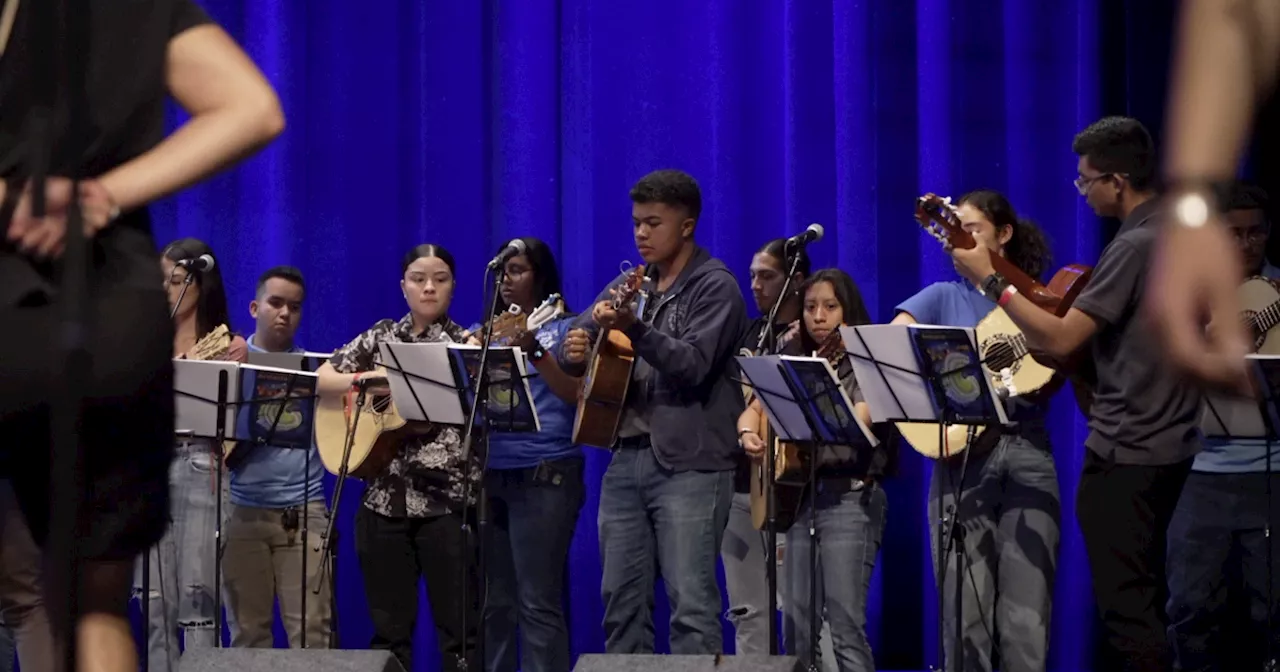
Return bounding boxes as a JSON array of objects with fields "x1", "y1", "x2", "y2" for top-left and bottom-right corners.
[
  {"x1": 1201, "y1": 358, "x2": 1280, "y2": 671},
  {"x1": 841, "y1": 324, "x2": 1007, "y2": 672},
  {"x1": 736, "y1": 353, "x2": 877, "y2": 672}
]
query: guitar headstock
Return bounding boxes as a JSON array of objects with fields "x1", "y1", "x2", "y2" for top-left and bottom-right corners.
[
  {"x1": 487, "y1": 294, "x2": 566, "y2": 345},
  {"x1": 815, "y1": 328, "x2": 845, "y2": 364},
  {"x1": 611, "y1": 264, "x2": 648, "y2": 312},
  {"x1": 914, "y1": 193, "x2": 975, "y2": 251}
]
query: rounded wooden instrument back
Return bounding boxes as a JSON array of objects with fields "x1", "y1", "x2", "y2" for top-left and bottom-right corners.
[{"x1": 1240, "y1": 276, "x2": 1280, "y2": 354}]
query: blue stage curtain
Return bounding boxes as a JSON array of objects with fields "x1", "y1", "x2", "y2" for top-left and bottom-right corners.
[{"x1": 148, "y1": 1, "x2": 1120, "y2": 669}]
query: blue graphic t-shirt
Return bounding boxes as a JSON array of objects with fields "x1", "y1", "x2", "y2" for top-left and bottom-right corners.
[
  {"x1": 473, "y1": 315, "x2": 582, "y2": 470},
  {"x1": 895, "y1": 280, "x2": 1046, "y2": 424},
  {"x1": 230, "y1": 335, "x2": 327, "y2": 508}
]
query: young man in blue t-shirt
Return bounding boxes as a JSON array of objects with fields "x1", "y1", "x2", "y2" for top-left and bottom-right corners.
[
  {"x1": 893, "y1": 189, "x2": 1060, "y2": 672},
  {"x1": 1165, "y1": 183, "x2": 1280, "y2": 670},
  {"x1": 221, "y1": 266, "x2": 331, "y2": 648}
]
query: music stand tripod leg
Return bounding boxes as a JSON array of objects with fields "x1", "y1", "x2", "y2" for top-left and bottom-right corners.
[
  {"x1": 300, "y1": 445, "x2": 310, "y2": 649},
  {"x1": 940, "y1": 425, "x2": 977, "y2": 672},
  {"x1": 806, "y1": 443, "x2": 821, "y2": 672}
]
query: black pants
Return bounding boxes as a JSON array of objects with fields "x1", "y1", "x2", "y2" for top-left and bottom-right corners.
[
  {"x1": 1077, "y1": 449, "x2": 1193, "y2": 672},
  {"x1": 354, "y1": 506, "x2": 479, "y2": 672}
]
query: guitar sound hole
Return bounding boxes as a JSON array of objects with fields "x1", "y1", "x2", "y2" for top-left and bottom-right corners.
[
  {"x1": 983, "y1": 340, "x2": 1019, "y2": 373},
  {"x1": 370, "y1": 395, "x2": 393, "y2": 413}
]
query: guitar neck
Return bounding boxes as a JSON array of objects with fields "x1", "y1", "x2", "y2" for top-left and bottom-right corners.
[{"x1": 987, "y1": 250, "x2": 1060, "y2": 311}]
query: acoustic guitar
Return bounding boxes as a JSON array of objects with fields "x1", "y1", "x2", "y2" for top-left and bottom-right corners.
[
  {"x1": 1240, "y1": 276, "x2": 1280, "y2": 354},
  {"x1": 747, "y1": 329, "x2": 846, "y2": 531},
  {"x1": 900, "y1": 193, "x2": 1095, "y2": 459},
  {"x1": 315, "y1": 299, "x2": 566, "y2": 479},
  {"x1": 573, "y1": 265, "x2": 648, "y2": 448}
]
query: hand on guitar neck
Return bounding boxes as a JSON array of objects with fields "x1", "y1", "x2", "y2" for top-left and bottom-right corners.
[
  {"x1": 354, "y1": 371, "x2": 391, "y2": 398},
  {"x1": 591, "y1": 288, "x2": 640, "y2": 331}
]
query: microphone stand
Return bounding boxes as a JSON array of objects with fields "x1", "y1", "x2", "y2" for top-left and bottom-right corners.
[
  {"x1": 756, "y1": 244, "x2": 804, "y2": 655},
  {"x1": 457, "y1": 265, "x2": 505, "y2": 671},
  {"x1": 316, "y1": 377, "x2": 375, "y2": 649},
  {"x1": 129, "y1": 265, "x2": 198, "y2": 668}
]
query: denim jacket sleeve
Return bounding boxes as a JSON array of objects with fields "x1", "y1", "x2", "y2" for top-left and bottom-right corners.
[{"x1": 621, "y1": 269, "x2": 747, "y2": 388}]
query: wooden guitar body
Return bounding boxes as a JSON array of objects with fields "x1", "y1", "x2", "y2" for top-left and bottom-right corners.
[
  {"x1": 749, "y1": 438, "x2": 804, "y2": 531},
  {"x1": 314, "y1": 371, "x2": 431, "y2": 479},
  {"x1": 572, "y1": 265, "x2": 648, "y2": 448},
  {"x1": 1240, "y1": 276, "x2": 1280, "y2": 354},
  {"x1": 573, "y1": 330, "x2": 636, "y2": 448},
  {"x1": 896, "y1": 422, "x2": 984, "y2": 460}
]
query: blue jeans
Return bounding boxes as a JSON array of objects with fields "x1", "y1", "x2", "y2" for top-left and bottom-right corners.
[
  {"x1": 928, "y1": 434, "x2": 1059, "y2": 672},
  {"x1": 1167, "y1": 471, "x2": 1280, "y2": 671},
  {"x1": 783, "y1": 482, "x2": 887, "y2": 672},
  {"x1": 133, "y1": 442, "x2": 231, "y2": 672},
  {"x1": 483, "y1": 457, "x2": 585, "y2": 672},
  {"x1": 598, "y1": 445, "x2": 733, "y2": 654}
]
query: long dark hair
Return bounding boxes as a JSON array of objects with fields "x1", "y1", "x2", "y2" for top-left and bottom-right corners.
[
  {"x1": 491, "y1": 237, "x2": 571, "y2": 315},
  {"x1": 798, "y1": 268, "x2": 871, "y2": 354},
  {"x1": 757, "y1": 238, "x2": 813, "y2": 278},
  {"x1": 162, "y1": 238, "x2": 230, "y2": 340},
  {"x1": 957, "y1": 189, "x2": 1053, "y2": 280}
]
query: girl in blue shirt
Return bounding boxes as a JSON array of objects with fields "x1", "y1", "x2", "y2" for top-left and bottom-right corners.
[
  {"x1": 893, "y1": 190, "x2": 1059, "y2": 672},
  {"x1": 477, "y1": 237, "x2": 585, "y2": 672}
]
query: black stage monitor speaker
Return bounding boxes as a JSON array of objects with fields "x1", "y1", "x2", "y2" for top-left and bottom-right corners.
[
  {"x1": 178, "y1": 649, "x2": 405, "y2": 672},
  {"x1": 573, "y1": 654, "x2": 802, "y2": 672}
]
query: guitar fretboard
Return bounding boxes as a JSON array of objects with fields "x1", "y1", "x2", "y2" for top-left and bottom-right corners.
[{"x1": 1246, "y1": 299, "x2": 1280, "y2": 335}]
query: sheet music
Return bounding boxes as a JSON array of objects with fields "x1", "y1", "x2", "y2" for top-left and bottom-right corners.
[
  {"x1": 840, "y1": 325, "x2": 938, "y2": 424},
  {"x1": 777, "y1": 355, "x2": 878, "y2": 446},
  {"x1": 447, "y1": 344, "x2": 541, "y2": 433},
  {"x1": 841, "y1": 324, "x2": 1008, "y2": 425},
  {"x1": 236, "y1": 363, "x2": 319, "y2": 448},
  {"x1": 174, "y1": 359, "x2": 241, "y2": 439},
  {"x1": 735, "y1": 355, "x2": 817, "y2": 441},
  {"x1": 378, "y1": 342, "x2": 465, "y2": 424}
]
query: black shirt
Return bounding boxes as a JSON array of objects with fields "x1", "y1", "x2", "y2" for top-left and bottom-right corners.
[
  {"x1": 1072, "y1": 199, "x2": 1202, "y2": 465},
  {"x1": 0, "y1": 0, "x2": 211, "y2": 308},
  {"x1": 0, "y1": 0, "x2": 211, "y2": 183}
]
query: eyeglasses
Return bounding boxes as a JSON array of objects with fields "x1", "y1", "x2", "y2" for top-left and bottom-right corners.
[
  {"x1": 1229, "y1": 227, "x2": 1270, "y2": 244},
  {"x1": 1073, "y1": 173, "x2": 1113, "y2": 195}
]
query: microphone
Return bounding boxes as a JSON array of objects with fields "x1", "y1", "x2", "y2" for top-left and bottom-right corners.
[
  {"x1": 354, "y1": 373, "x2": 389, "y2": 390},
  {"x1": 784, "y1": 223, "x2": 824, "y2": 249},
  {"x1": 176, "y1": 254, "x2": 215, "y2": 272},
  {"x1": 487, "y1": 239, "x2": 528, "y2": 271}
]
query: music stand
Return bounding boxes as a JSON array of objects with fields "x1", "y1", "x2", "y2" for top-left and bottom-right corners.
[
  {"x1": 172, "y1": 359, "x2": 242, "y2": 648},
  {"x1": 1201, "y1": 355, "x2": 1280, "y2": 670},
  {"x1": 841, "y1": 324, "x2": 1007, "y2": 672},
  {"x1": 233, "y1": 358, "x2": 322, "y2": 647},
  {"x1": 735, "y1": 354, "x2": 877, "y2": 672}
]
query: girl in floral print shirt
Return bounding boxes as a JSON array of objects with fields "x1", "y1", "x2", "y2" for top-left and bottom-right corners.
[{"x1": 315, "y1": 243, "x2": 478, "y2": 672}]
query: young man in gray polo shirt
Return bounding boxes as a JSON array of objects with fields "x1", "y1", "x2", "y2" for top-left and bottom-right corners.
[{"x1": 949, "y1": 116, "x2": 1201, "y2": 672}]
